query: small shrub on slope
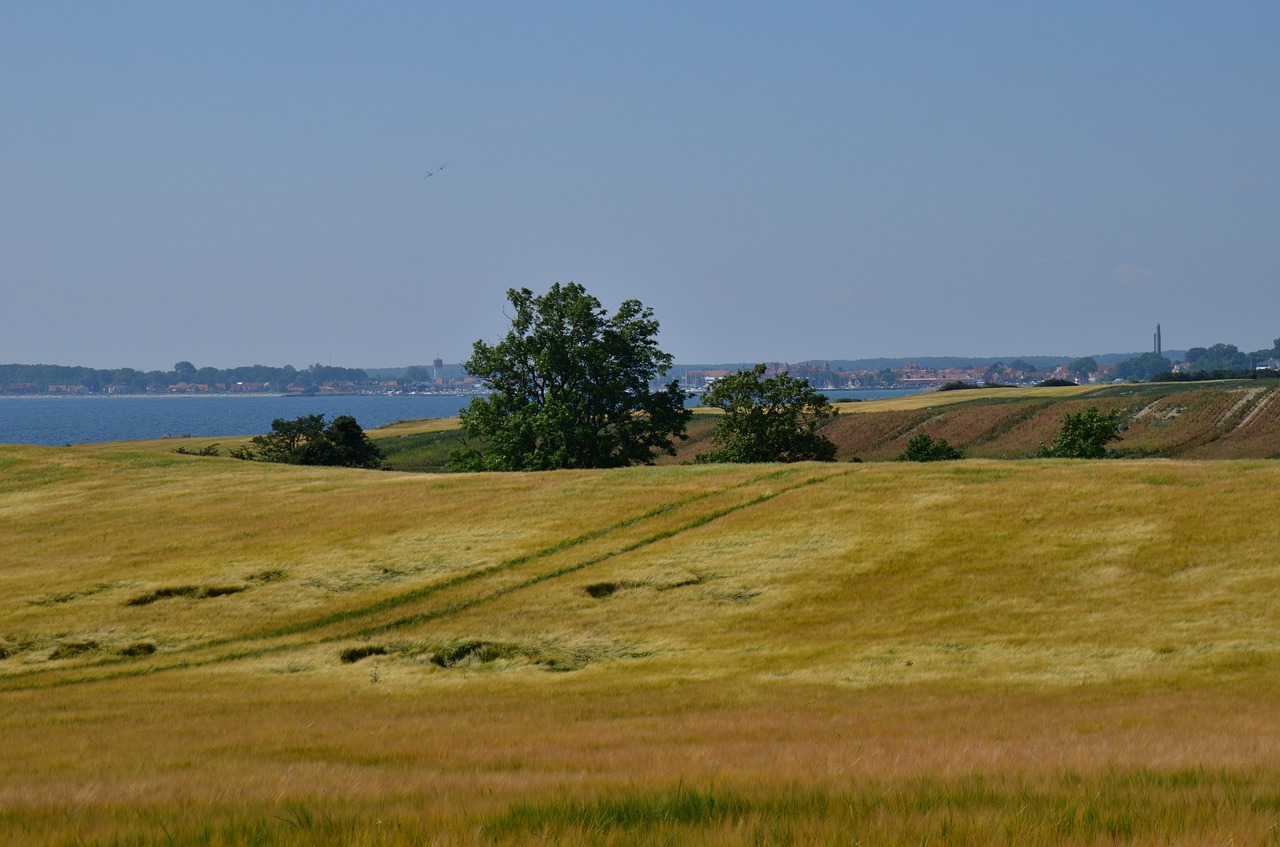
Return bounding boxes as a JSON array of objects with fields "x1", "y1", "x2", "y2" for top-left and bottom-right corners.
[
  {"x1": 1039, "y1": 406, "x2": 1125, "y2": 458},
  {"x1": 897, "y1": 434, "x2": 965, "y2": 462}
]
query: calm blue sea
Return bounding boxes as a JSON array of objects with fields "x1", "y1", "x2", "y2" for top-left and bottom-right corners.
[
  {"x1": 0, "y1": 395, "x2": 476, "y2": 446},
  {"x1": 0, "y1": 388, "x2": 927, "y2": 446}
]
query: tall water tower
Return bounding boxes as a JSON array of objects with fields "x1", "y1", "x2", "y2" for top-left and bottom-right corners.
[{"x1": 432, "y1": 357, "x2": 443, "y2": 383}]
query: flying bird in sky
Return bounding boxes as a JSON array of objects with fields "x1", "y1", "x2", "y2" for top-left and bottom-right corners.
[{"x1": 422, "y1": 163, "x2": 446, "y2": 179}]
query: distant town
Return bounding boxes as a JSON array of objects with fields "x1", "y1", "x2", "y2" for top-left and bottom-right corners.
[
  {"x1": 3, "y1": 330, "x2": 1278, "y2": 397},
  {"x1": 0, "y1": 361, "x2": 483, "y2": 397}
]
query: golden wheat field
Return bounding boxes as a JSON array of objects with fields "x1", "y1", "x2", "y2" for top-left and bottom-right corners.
[{"x1": 2, "y1": 438, "x2": 1279, "y2": 845}]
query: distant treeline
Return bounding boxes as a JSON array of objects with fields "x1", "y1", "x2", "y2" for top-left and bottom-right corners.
[
  {"x1": 675, "y1": 357, "x2": 1070, "y2": 373},
  {"x1": 1152, "y1": 368, "x2": 1280, "y2": 383},
  {"x1": 8, "y1": 341, "x2": 1277, "y2": 395},
  {"x1": 676, "y1": 353, "x2": 1187, "y2": 373},
  {"x1": 0, "y1": 362, "x2": 373, "y2": 393},
  {"x1": 806, "y1": 356, "x2": 1080, "y2": 370}
]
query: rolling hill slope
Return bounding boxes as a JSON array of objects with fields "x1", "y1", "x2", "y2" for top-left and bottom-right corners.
[
  {"x1": 808, "y1": 381, "x2": 1280, "y2": 461},
  {"x1": 365, "y1": 380, "x2": 1280, "y2": 470}
]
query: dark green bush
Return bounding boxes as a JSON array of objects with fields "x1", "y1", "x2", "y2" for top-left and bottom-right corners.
[
  {"x1": 173, "y1": 443, "x2": 221, "y2": 456},
  {"x1": 897, "y1": 434, "x2": 965, "y2": 462},
  {"x1": 1039, "y1": 406, "x2": 1124, "y2": 458},
  {"x1": 231, "y1": 414, "x2": 381, "y2": 469},
  {"x1": 339, "y1": 645, "x2": 388, "y2": 664}
]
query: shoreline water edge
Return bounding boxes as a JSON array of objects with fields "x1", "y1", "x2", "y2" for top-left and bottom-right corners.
[{"x1": 0, "y1": 389, "x2": 927, "y2": 447}]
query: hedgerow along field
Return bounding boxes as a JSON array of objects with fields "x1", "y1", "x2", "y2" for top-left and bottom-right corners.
[{"x1": 3, "y1": 405, "x2": 1280, "y2": 843}]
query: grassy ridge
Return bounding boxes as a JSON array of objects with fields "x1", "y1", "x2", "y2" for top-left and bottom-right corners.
[
  {"x1": 1, "y1": 445, "x2": 1279, "y2": 844},
  {"x1": 367, "y1": 381, "x2": 1280, "y2": 469}
]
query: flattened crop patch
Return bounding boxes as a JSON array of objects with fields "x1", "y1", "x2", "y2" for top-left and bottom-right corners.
[{"x1": 125, "y1": 584, "x2": 247, "y2": 606}]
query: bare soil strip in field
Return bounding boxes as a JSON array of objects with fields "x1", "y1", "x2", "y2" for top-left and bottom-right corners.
[{"x1": 1234, "y1": 383, "x2": 1278, "y2": 430}]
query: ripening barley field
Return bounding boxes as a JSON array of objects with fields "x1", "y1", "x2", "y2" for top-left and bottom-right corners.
[{"x1": 1, "y1": 438, "x2": 1279, "y2": 845}]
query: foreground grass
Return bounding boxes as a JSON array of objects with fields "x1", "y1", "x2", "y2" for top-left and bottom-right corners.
[
  {"x1": 1, "y1": 445, "x2": 1278, "y2": 844},
  {"x1": 8, "y1": 769, "x2": 1280, "y2": 845}
]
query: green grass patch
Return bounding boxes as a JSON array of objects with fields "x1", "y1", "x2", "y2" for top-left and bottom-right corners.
[
  {"x1": 376, "y1": 429, "x2": 471, "y2": 472},
  {"x1": 6, "y1": 772, "x2": 1277, "y2": 845},
  {"x1": 477, "y1": 771, "x2": 1279, "y2": 845}
]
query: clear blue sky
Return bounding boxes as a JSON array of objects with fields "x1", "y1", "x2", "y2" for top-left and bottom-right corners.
[{"x1": 3, "y1": 2, "x2": 1277, "y2": 370}]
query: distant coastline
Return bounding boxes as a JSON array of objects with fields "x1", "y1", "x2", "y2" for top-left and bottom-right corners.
[
  {"x1": 0, "y1": 394, "x2": 478, "y2": 446},
  {"x1": 0, "y1": 388, "x2": 928, "y2": 447},
  {"x1": 0, "y1": 355, "x2": 1133, "y2": 398}
]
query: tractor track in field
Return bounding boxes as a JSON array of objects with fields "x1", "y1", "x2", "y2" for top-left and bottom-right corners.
[
  {"x1": 0, "y1": 464, "x2": 852, "y2": 691},
  {"x1": 1163, "y1": 385, "x2": 1276, "y2": 457}
]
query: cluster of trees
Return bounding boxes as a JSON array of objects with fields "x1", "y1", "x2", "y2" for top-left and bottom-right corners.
[
  {"x1": 172, "y1": 282, "x2": 1151, "y2": 473},
  {"x1": 0, "y1": 363, "x2": 121, "y2": 391},
  {"x1": 982, "y1": 359, "x2": 1037, "y2": 381},
  {"x1": 52, "y1": 280, "x2": 1275, "y2": 472},
  {"x1": 216, "y1": 283, "x2": 845, "y2": 474},
  {"x1": 1068, "y1": 357, "x2": 1098, "y2": 381},
  {"x1": 1111, "y1": 339, "x2": 1280, "y2": 384},
  {"x1": 1111, "y1": 352, "x2": 1174, "y2": 382},
  {"x1": 1187, "y1": 340, "x2": 1280, "y2": 371},
  {"x1": 450, "y1": 283, "x2": 841, "y2": 472},
  {"x1": 1153, "y1": 368, "x2": 1280, "y2": 383},
  {"x1": 230, "y1": 414, "x2": 382, "y2": 468},
  {"x1": 450, "y1": 283, "x2": 1157, "y2": 472}
]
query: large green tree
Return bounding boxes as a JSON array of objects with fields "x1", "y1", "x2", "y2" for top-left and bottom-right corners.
[
  {"x1": 1039, "y1": 406, "x2": 1124, "y2": 458},
  {"x1": 696, "y1": 364, "x2": 838, "y2": 463},
  {"x1": 451, "y1": 283, "x2": 691, "y2": 471},
  {"x1": 897, "y1": 433, "x2": 964, "y2": 462}
]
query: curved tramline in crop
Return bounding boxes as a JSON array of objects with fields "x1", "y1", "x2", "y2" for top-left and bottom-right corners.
[{"x1": 0, "y1": 465, "x2": 850, "y2": 691}]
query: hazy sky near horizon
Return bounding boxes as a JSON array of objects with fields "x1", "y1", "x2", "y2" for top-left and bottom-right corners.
[{"x1": 3, "y1": 2, "x2": 1278, "y2": 370}]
